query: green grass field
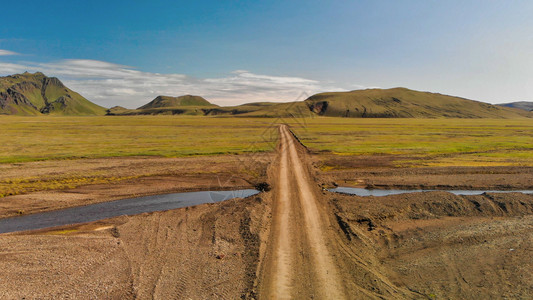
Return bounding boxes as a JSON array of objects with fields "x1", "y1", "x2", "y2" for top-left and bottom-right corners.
[
  {"x1": 1, "y1": 116, "x2": 532, "y2": 167},
  {"x1": 289, "y1": 117, "x2": 533, "y2": 166},
  {"x1": 0, "y1": 116, "x2": 279, "y2": 163},
  {"x1": 2, "y1": 115, "x2": 530, "y2": 199}
]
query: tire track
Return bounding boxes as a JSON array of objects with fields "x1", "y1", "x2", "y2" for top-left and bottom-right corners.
[
  {"x1": 271, "y1": 125, "x2": 294, "y2": 298},
  {"x1": 261, "y1": 125, "x2": 346, "y2": 299},
  {"x1": 283, "y1": 125, "x2": 346, "y2": 299}
]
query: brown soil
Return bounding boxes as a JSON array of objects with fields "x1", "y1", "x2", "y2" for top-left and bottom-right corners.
[
  {"x1": 0, "y1": 195, "x2": 268, "y2": 299},
  {"x1": 1, "y1": 128, "x2": 533, "y2": 299},
  {"x1": 330, "y1": 191, "x2": 533, "y2": 299}
]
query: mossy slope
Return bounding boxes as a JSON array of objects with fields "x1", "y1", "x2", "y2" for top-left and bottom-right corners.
[
  {"x1": 0, "y1": 72, "x2": 106, "y2": 116},
  {"x1": 305, "y1": 88, "x2": 531, "y2": 118}
]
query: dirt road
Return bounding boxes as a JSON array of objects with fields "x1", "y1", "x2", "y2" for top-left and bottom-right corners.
[{"x1": 259, "y1": 125, "x2": 346, "y2": 299}]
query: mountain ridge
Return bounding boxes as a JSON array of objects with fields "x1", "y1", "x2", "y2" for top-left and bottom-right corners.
[
  {"x1": 2, "y1": 72, "x2": 530, "y2": 119},
  {"x1": 110, "y1": 87, "x2": 531, "y2": 118}
]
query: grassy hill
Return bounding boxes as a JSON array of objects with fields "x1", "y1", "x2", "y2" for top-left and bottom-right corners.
[
  {"x1": 138, "y1": 95, "x2": 214, "y2": 109},
  {"x1": 0, "y1": 72, "x2": 107, "y2": 116},
  {"x1": 304, "y1": 88, "x2": 531, "y2": 118},
  {"x1": 498, "y1": 101, "x2": 533, "y2": 112},
  {"x1": 107, "y1": 95, "x2": 218, "y2": 116}
]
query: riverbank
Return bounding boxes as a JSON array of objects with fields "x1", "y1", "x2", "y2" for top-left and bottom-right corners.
[{"x1": 0, "y1": 154, "x2": 270, "y2": 218}]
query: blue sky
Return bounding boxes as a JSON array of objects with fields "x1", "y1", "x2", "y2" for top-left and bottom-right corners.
[{"x1": 1, "y1": 1, "x2": 532, "y2": 107}]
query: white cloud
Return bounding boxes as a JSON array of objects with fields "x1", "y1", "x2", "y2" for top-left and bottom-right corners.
[
  {"x1": 0, "y1": 49, "x2": 19, "y2": 56},
  {"x1": 0, "y1": 62, "x2": 28, "y2": 73},
  {"x1": 0, "y1": 58, "x2": 348, "y2": 108}
]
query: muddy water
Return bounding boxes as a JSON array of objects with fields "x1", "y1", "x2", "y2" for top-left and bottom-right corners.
[
  {"x1": 330, "y1": 187, "x2": 533, "y2": 197},
  {"x1": 0, "y1": 189, "x2": 259, "y2": 234}
]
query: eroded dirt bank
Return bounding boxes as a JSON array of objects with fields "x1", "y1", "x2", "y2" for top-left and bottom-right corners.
[
  {"x1": 0, "y1": 195, "x2": 269, "y2": 299},
  {"x1": 331, "y1": 191, "x2": 533, "y2": 298}
]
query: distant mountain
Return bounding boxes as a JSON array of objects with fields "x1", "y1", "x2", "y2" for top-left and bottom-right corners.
[
  {"x1": 303, "y1": 88, "x2": 530, "y2": 118},
  {"x1": 107, "y1": 95, "x2": 218, "y2": 116},
  {"x1": 497, "y1": 101, "x2": 533, "y2": 112},
  {"x1": 106, "y1": 106, "x2": 132, "y2": 115},
  {"x1": 138, "y1": 95, "x2": 215, "y2": 109},
  {"x1": 109, "y1": 87, "x2": 531, "y2": 119},
  {"x1": 0, "y1": 72, "x2": 106, "y2": 116}
]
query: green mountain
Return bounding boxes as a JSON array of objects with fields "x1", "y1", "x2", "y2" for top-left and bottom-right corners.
[
  {"x1": 0, "y1": 72, "x2": 106, "y2": 116},
  {"x1": 138, "y1": 95, "x2": 214, "y2": 109},
  {"x1": 303, "y1": 88, "x2": 531, "y2": 118},
  {"x1": 107, "y1": 95, "x2": 218, "y2": 116},
  {"x1": 497, "y1": 101, "x2": 533, "y2": 112}
]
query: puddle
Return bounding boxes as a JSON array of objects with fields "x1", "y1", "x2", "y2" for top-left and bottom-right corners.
[
  {"x1": 329, "y1": 187, "x2": 533, "y2": 197},
  {"x1": 0, "y1": 189, "x2": 259, "y2": 234}
]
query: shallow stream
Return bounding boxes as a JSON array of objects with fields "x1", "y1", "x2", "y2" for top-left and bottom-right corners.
[
  {"x1": 329, "y1": 187, "x2": 533, "y2": 197},
  {"x1": 0, "y1": 189, "x2": 259, "y2": 234}
]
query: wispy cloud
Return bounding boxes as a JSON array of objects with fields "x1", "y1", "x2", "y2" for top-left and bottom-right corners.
[
  {"x1": 0, "y1": 58, "x2": 349, "y2": 108},
  {"x1": 0, "y1": 49, "x2": 20, "y2": 56}
]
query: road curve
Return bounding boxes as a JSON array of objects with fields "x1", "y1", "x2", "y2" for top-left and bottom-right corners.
[{"x1": 260, "y1": 125, "x2": 346, "y2": 299}]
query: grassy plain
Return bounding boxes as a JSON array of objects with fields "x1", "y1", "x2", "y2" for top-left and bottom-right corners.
[
  {"x1": 2, "y1": 115, "x2": 532, "y2": 198},
  {"x1": 2, "y1": 115, "x2": 532, "y2": 167},
  {"x1": 3, "y1": 116, "x2": 530, "y2": 166},
  {"x1": 289, "y1": 117, "x2": 533, "y2": 167},
  {"x1": 0, "y1": 116, "x2": 277, "y2": 199},
  {"x1": 0, "y1": 116, "x2": 279, "y2": 163}
]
